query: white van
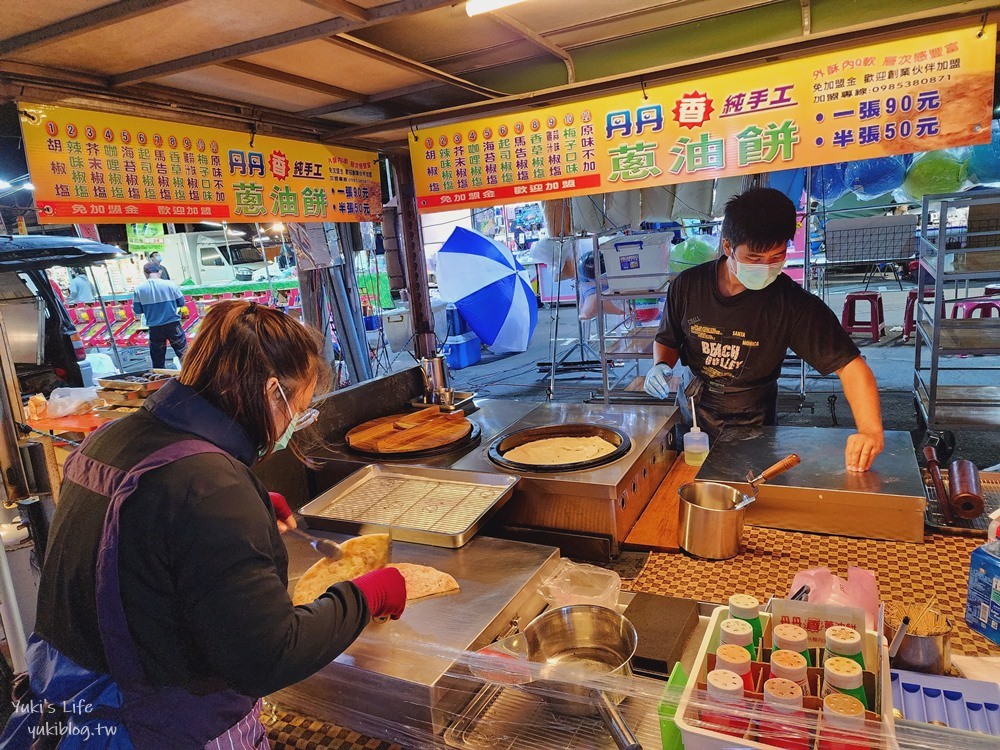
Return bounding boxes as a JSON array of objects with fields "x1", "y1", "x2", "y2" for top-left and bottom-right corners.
[{"x1": 158, "y1": 231, "x2": 271, "y2": 286}]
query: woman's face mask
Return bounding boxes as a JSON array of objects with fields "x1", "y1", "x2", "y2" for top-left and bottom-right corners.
[{"x1": 269, "y1": 383, "x2": 320, "y2": 454}]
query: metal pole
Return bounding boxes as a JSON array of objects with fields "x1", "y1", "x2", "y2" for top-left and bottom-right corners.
[
  {"x1": 252, "y1": 222, "x2": 277, "y2": 300},
  {"x1": 547, "y1": 238, "x2": 565, "y2": 400},
  {"x1": 388, "y1": 153, "x2": 436, "y2": 359},
  {"x1": 90, "y1": 266, "x2": 123, "y2": 371},
  {"x1": 0, "y1": 309, "x2": 30, "y2": 671}
]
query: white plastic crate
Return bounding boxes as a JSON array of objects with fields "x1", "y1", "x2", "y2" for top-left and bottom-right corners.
[
  {"x1": 599, "y1": 233, "x2": 672, "y2": 293},
  {"x1": 674, "y1": 605, "x2": 895, "y2": 750}
]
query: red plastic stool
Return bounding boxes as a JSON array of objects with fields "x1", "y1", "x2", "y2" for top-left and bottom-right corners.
[
  {"x1": 902, "y1": 289, "x2": 946, "y2": 342},
  {"x1": 841, "y1": 291, "x2": 886, "y2": 342},
  {"x1": 950, "y1": 298, "x2": 1000, "y2": 318}
]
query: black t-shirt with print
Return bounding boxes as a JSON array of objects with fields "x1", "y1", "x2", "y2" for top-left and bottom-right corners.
[{"x1": 654, "y1": 257, "x2": 860, "y2": 391}]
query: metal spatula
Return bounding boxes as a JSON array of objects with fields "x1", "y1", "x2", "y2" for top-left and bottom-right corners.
[{"x1": 286, "y1": 528, "x2": 343, "y2": 560}]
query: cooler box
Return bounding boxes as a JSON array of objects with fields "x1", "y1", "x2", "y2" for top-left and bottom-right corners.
[
  {"x1": 443, "y1": 332, "x2": 481, "y2": 369},
  {"x1": 600, "y1": 233, "x2": 672, "y2": 293}
]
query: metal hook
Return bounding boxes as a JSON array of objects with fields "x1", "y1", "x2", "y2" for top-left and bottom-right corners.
[
  {"x1": 410, "y1": 122, "x2": 419, "y2": 142},
  {"x1": 17, "y1": 109, "x2": 38, "y2": 123},
  {"x1": 640, "y1": 78, "x2": 649, "y2": 101},
  {"x1": 978, "y1": 12, "x2": 988, "y2": 37}
]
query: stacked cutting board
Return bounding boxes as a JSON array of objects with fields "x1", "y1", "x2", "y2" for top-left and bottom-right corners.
[
  {"x1": 346, "y1": 406, "x2": 472, "y2": 455},
  {"x1": 95, "y1": 369, "x2": 176, "y2": 419}
]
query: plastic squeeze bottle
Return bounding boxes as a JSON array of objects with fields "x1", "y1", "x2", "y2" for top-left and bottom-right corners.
[
  {"x1": 729, "y1": 594, "x2": 764, "y2": 651},
  {"x1": 773, "y1": 622, "x2": 813, "y2": 667},
  {"x1": 683, "y1": 396, "x2": 710, "y2": 466},
  {"x1": 821, "y1": 657, "x2": 869, "y2": 710},
  {"x1": 758, "y1": 678, "x2": 810, "y2": 750},
  {"x1": 819, "y1": 693, "x2": 871, "y2": 750},
  {"x1": 715, "y1": 643, "x2": 756, "y2": 693},
  {"x1": 719, "y1": 618, "x2": 756, "y2": 659},
  {"x1": 824, "y1": 626, "x2": 865, "y2": 670},
  {"x1": 700, "y1": 669, "x2": 750, "y2": 739},
  {"x1": 770, "y1": 649, "x2": 811, "y2": 696}
]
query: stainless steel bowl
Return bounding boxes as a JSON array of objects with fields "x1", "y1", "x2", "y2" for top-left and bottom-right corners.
[
  {"x1": 678, "y1": 481, "x2": 749, "y2": 560},
  {"x1": 522, "y1": 604, "x2": 641, "y2": 750},
  {"x1": 488, "y1": 423, "x2": 631, "y2": 473}
]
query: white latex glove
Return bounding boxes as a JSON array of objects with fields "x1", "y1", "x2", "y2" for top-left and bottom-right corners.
[{"x1": 644, "y1": 362, "x2": 674, "y2": 400}]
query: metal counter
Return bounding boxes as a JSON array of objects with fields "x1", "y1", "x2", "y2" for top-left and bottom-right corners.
[
  {"x1": 272, "y1": 528, "x2": 560, "y2": 737},
  {"x1": 698, "y1": 426, "x2": 926, "y2": 542}
]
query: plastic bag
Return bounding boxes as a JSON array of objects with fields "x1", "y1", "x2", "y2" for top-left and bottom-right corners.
[
  {"x1": 45, "y1": 387, "x2": 102, "y2": 418},
  {"x1": 539, "y1": 559, "x2": 621, "y2": 609},
  {"x1": 788, "y1": 567, "x2": 880, "y2": 630}
]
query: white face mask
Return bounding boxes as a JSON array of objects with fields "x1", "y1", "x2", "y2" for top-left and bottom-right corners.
[{"x1": 729, "y1": 254, "x2": 783, "y2": 290}]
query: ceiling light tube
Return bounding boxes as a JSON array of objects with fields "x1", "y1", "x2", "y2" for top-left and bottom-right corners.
[{"x1": 466, "y1": 0, "x2": 528, "y2": 17}]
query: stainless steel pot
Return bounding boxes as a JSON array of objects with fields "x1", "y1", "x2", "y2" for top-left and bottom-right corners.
[
  {"x1": 678, "y1": 481, "x2": 748, "y2": 559},
  {"x1": 885, "y1": 618, "x2": 953, "y2": 674},
  {"x1": 523, "y1": 604, "x2": 641, "y2": 750}
]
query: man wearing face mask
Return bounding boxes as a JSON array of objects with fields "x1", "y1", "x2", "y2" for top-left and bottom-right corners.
[{"x1": 645, "y1": 188, "x2": 884, "y2": 472}]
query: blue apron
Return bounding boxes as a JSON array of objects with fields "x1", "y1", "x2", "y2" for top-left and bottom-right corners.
[{"x1": 0, "y1": 438, "x2": 268, "y2": 749}]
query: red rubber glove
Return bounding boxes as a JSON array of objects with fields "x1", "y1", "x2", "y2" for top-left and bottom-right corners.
[
  {"x1": 352, "y1": 568, "x2": 407, "y2": 621},
  {"x1": 268, "y1": 492, "x2": 296, "y2": 532}
]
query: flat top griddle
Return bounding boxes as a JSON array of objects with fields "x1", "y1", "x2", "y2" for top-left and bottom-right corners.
[{"x1": 698, "y1": 426, "x2": 925, "y2": 500}]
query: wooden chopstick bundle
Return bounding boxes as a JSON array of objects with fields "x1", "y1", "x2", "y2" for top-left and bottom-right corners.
[{"x1": 886, "y1": 599, "x2": 950, "y2": 636}]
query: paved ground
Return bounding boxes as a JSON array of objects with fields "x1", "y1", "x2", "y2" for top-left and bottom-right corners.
[{"x1": 407, "y1": 270, "x2": 1000, "y2": 469}]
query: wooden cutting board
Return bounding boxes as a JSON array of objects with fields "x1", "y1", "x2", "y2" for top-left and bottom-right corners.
[{"x1": 346, "y1": 407, "x2": 472, "y2": 454}]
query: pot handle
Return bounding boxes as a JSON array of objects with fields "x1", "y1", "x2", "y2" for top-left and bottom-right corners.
[
  {"x1": 757, "y1": 453, "x2": 801, "y2": 483},
  {"x1": 594, "y1": 690, "x2": 642, "y2": 750}
]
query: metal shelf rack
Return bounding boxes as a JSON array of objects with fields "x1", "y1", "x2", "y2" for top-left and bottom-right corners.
[{"x1": 913, "y1": 189, "x2": 1000, "y2": 432}]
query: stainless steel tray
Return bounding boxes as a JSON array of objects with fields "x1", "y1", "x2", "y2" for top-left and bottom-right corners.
[
  {"x1": 96, "y1": 368, "x2": 178, "y2": 392},
  {"x1": 299, "y1": 464, "x2": 518, "y2": 548},
  {"x1": 444, "y1": 683, "x2": 663, "y2": 749}
]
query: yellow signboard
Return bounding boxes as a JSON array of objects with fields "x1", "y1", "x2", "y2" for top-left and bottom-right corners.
[
  {"x1": 19, "y1": 102, "x2": 382, "y2": 224},
  {"x1": 410, "y1": 25, "x2": 996, "y2": 212}
]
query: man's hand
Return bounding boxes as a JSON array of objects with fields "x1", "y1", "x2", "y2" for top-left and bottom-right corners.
[
  {"x1": 845, "y1": 431, "x2": 884, "y2": 472},
  {"x1": 835, "y1": 356, "x2": 884, "y2": 473},
  {"x1": 644, "y1": 363, "x2": 674, "y2": 400}
]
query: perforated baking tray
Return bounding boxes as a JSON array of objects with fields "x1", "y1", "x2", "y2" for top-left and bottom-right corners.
[
  {"x1": 299, "y1": 464, "x2": 518, "y2": 548},
  {"x1": 444, "y1": 683, "x2": 663, "y2": 749}
]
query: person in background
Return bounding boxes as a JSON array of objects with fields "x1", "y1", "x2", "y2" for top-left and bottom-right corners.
[
  {"x1": 66, "y1": 267, "x2": 96, "y2": 304},
  {"x1": 147, "y1": 250, "x2": 170, "y2": 279},
  {"x1": 134, "y1": 262, "x2": 187, "y2": 369},
  {"x1": 2, "y1": 300, "x2": 407, "y2": 747},
  {"x1": 645, "y1": 188, "x2": 884, "y2": 472}
]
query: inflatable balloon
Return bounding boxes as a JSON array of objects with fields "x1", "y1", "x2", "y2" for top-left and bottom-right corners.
[
  {"x1": 670, "y1": 237, "x2": 718, "y2": 274},
  {"x1": 843, "y1": 157, "x2": 908, "y2": 199},
  {"x1": 901, "y1": 151, "x2": 968, "y2": 201},
  {"x1": 968, "y1": 120, "x2": 1000, "y2": 184},
  {"x1": 808, "y1": 163, "x2": 850, "y2": 203}
]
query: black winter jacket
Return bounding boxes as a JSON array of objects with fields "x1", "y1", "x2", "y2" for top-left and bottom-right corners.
[{"x1": 35, "y1": 379, "x2": 368, "y2": 697}]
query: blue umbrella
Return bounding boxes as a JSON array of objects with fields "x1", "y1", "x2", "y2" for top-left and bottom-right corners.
[{"x1": 436, "y1": 227, "x2": 537, "y2": 353}]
